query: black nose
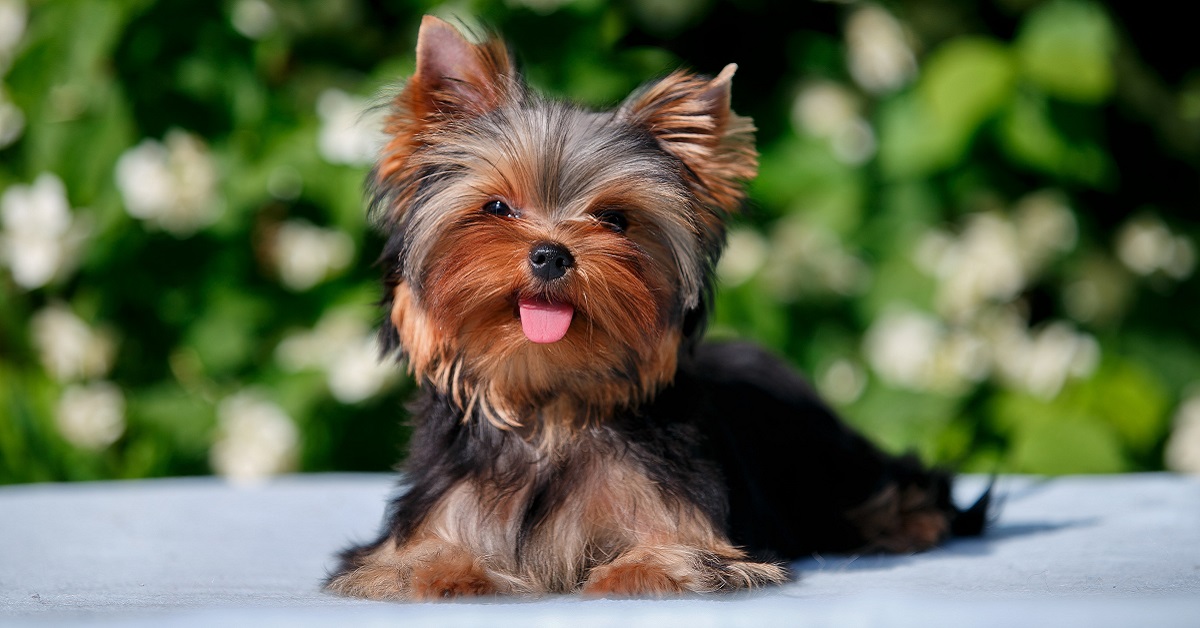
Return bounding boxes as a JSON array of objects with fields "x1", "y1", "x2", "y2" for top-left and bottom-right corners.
[{"x1": 528, "y1": 242, "x2": 574, "y2": 281}]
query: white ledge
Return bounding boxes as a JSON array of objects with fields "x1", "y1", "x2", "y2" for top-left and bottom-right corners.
[{"x1": 2, "y1": 473, "x2": 1198, "y2": 626}]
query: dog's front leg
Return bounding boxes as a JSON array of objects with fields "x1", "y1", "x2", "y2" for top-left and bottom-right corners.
[
  {"x1": 326, "y1": 534, "x2": 503, "y2": 601},
  {"x1": 403, "y1": 537, "x2": 502, "y2": 600}
]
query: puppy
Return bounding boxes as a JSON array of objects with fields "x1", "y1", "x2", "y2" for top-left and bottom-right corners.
[{"x1": 326, "y1": 16, "x2": 987, "y2": 600}]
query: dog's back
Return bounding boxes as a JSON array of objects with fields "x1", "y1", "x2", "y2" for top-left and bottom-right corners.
[{"x1": 658, "y1": 341, "x2": 989, "y2": 559}]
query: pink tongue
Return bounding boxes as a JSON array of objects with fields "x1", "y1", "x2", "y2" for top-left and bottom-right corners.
[{"x1": 519, "y1": 299, "x2": 574, "y2": 344}]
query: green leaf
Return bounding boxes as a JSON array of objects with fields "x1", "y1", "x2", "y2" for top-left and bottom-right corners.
[
  {"x1": 998, "y1": 90, "x2": 1110, "y2": 184},
  {"x1": 879, "y1": 38, "x2": 1016, "y2": 178},
  {"x1": 182, "y1": 289, "x2": 270, "y2": 375},
  {"x1": 843, "y1": 384, "x2": 963, "y2": 460},
  {"x1": 1017, "y1": 0, "x2": 1116, "y2": 103},
  {"x1": 712, "y1": 280, "x2": 789, "y2": 350},
  {"x1": 920, "y1": 38, "x2": 1017, "y2": 135},
  {"x1": 877, "y1": 92, "x2": 959, "y2": 179},
  {"x1": 753, "y1": 136, "x2": 865, "y2": 234},
  {"x1": 126, "y1": 383, "x2": 215, "y2": 458},
  {"x1": 6, "y1": 0, "x2": 138, "y2": 200},
  {"x1": 1072, "y1": 360, "x2": 1170, "y2": 456},
  {"x1": 1010, "y1": 416, "x2": 1126, "y2": 474}
]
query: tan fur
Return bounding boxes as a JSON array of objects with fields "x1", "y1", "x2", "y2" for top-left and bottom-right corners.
[
  {"x1": 582, "y1": 545, "x2": 785, "y2": 597},
  {"x1": 327, "y1": 434, "x2": 785, "y2": 599},
  {"x1": 334, "y1": 17, "x2": 778, "y2": 602},
  {"x1": 376, "y1": 16, "x2": 519, "y2": 195},
  {"x1": 390, "y1": 203, "x2": 684, "y2": 431},
  {"x1": 619, "y1": 64, "x2": 758, "y2": 222},
  {"x1": 326, "y1": 536, "x2": 511, "y2": 600},
  {"x1": 377, "y1": 20, "x2": 752, "y2": 433}
]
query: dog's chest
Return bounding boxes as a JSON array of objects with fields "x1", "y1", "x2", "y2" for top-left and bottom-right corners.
[{"x1": 423, "y1": 445, "x2": 691, "y2": 590}]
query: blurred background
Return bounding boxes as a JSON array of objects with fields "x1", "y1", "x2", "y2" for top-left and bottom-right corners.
[{"x1": 1, "y1": 0, "x2": 1198, "y2": 484}]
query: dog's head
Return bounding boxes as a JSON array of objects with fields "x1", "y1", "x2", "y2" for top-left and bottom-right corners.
[{"x1": 372, "y1": 16, "x2": 755, "y2": 427}]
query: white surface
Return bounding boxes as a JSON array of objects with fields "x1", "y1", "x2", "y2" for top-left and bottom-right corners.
[{"x1": 1, "y1": 473, "x2": 1198, "y2": 626}]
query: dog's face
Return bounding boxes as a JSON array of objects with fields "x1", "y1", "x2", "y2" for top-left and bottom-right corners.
[{"x1": 373, "y1": 17, "x2": 756, "y2": 427}]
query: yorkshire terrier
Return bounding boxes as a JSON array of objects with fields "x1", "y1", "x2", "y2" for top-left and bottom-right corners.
[{"x1": 326, "y1": 16, "x2": 987, "y2": 600}]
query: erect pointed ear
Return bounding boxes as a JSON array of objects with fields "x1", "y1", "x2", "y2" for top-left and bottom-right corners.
[
  {"x1": 372, "y1": 17, "x2": 518, "y2": 225},
  {"x1": 408, "y1": 15, "x2": 516, "y2": 121},
  {"x1": 619, "y1": 64, "x2": 757, "y2": 215}
]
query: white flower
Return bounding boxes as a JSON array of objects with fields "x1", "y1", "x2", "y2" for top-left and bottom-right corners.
[
  {"x1": 327, "y1": 336, "x2": 394, "y2": 404},
  {"x1": 231, "y1": 0, "x2": 276, "y2": 39},
  {"x1": 868, "y1": 307, "x2": 979, "y2": 393},
  {"x1": 1165, "y1": 238, "x2": 1197, "y2": 280},
  {"x1": 845, "y1": 4, "x2": 917, "y2": 94},
  {"x1": 0, "y1": 0, "x2": 26, "y2": 64},
  {"x1": 792, "y1": 82, "x2": 859, "y2": 138},
  {"x1": 828, "y1": 118, "x2": 876, "y2": 165},
  {"x1": 1116, "y1": 215, "x2": 1195, "y2": 280},
  {"x1": 266, "y1": 165, "x2": 303, "y2": 201},
  {"x1": 864, "y1": 308, "x2": 940, "y2": 390},
  {"x1": 116, "y1": 141, "x2": 173, "y2": 219},
  {"x1": 916, "y1": 199, "x2": 1079, "y2": 323},
  {"x1": 275, "y1": 312, "x2": 361, "y2": 372},
  {"x1": 761, "y1": 217, "x2": 869, "y2": 300},
  {"x1": 863, "y1": 306, "x2": 988, "y2": 394},
  {"x1": 916, "y1": 213, "x2": 1025, "y2": 322},
  {"x1": 30, "y1": 304, "x2": 117, "y2": 382},
  {"x1": 271, "y1": 219, "x2": 354, "y2": 291},
  {"x1": 716, "y1": 227, "x2": 768, "y2": 287},
  {"x1": 985, "y1": 312, "x2": 1099, "y2": 399},
  {"x1": 1014, "y1": 190, "x2": 1077, "y2": 271},
  {"x1": 1165, "y1": 395, "x2": 1200, "y2": 474},
  {"x1": 210, "y1": 391, "x2": 299, "y2": 485},
  {"x1": 115, "y1": 130, "x2": 220, "y2": 236},
  {"x1": 276, "y1": 309, "x2": 396, "y2": 403},
  {"x1": 1020, "y1": 322, "x2": 1099, "y2": 399},
  {"x1": 316, "y1": 89, "x2": 386, "y2": 166},
  {"x1": 56, "y1": 382, "x2": 125, "y2": 450},
  {"x1": 817, "y1": 358, "x2": 867, "y2": 405},
  {"x1": 0, "y1": 173, "x2": 89, "y2": 289},
  {"x1": 0, "y1": 87, "x2": 24, "y2": 148},
  {"x1": 791, "y1": 82, "x2": 876, "y2": 164}
]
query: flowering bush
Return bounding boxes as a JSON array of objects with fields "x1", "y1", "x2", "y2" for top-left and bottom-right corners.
[{"x1": 1, "y1": 0, "x2": 1197, "y2": 484}]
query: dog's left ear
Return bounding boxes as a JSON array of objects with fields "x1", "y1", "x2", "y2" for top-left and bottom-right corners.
[{"x1": 619, "y1": 64, "x2": 757, "y2": 216}]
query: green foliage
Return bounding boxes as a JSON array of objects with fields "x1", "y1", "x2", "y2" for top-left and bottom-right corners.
[
  {"x1": 879, "y1": 37, "x2": 1016, "y2": 178},
  {"x1": 1, "y1": 0, "x2": 1197, "y2": 484},
  {"x1": 1017, "y1": 0, "x2": 1116, "y2": 103}
]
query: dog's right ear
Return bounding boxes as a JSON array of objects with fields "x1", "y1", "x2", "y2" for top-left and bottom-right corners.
[
  {"x1": 371, "y1": 17, "x2": 517, "y2": 227},
  {"x1": 406, "y1": 16, "x2": 516, "y2": 122}
]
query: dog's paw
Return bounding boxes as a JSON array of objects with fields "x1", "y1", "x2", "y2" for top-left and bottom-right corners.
[
  {"x1": 582, "y1": 559, "x2": 685, "y2": 598},
  {"x1": 410, "y1": 559, "x2": 498, "y2": 600},
  {"x1": 582, "y1": 546, "x2": 787, "y2": 597},
  {"x1": 325, "y1": 562, "x2": 410, "y2": 601},
  {"x1": 326, "y1": 538, "x2": 501, "y2": 601}
]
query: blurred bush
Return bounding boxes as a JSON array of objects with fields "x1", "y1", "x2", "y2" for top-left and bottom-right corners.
[{"x1": 1, "y1": 0, "x2": 1198, "y2": 484}]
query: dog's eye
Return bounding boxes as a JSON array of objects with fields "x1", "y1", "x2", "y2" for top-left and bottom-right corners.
[
  {"x1": 482, "y1": 200, "x2": 516, "y2": 218},
  {"x1": 596, "y1": 210, "x2": 628, "y2": 234}
]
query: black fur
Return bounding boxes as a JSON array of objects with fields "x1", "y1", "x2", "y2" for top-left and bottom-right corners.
[
  {"x1": 662, "y1": 341, "x2": 987, "y2": 558},
  {"x1": 331, "y1": 340, "x2": 988, "y2": 581}
]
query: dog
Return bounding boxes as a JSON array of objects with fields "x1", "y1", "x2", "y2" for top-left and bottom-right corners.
[{"x1": 325, "y1": 15, "x2": 987, "y2": 600}]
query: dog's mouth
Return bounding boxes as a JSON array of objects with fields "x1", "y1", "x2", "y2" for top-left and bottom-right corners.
[{"x1": 517, "y1": 297, "x2": 574, "y2": 344}]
